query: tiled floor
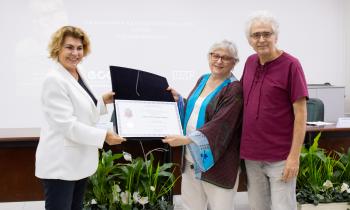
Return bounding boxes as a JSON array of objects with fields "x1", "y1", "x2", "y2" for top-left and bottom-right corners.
[
  {"x1": 0, "y1": 201, "x2": 45, "y2": 210},
  {"x1": 0, "y1": 192, "x2": 250, "y2": 210}
]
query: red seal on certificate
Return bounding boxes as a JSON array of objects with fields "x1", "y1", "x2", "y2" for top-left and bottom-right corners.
[{"x1": 124, "y1": 108, "x2": 133, "y2": 118}]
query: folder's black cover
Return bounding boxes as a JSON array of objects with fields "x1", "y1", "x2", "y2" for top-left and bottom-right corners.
[
  {"x1": 110, "y1": 66, "x2": 174, "y2": 102},
  {"x1": 109, "y1": 66, "x2": 175, "y2": 140}
]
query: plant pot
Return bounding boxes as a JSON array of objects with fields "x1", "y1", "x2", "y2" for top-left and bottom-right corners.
[{"x1": 297, "y1": 202, "x2": 350, "y2": 210}]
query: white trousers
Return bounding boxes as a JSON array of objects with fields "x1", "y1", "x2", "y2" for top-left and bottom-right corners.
[
  {"x1": 245, "y1": 159, "x2": 297, "y2": 210},
  {"x1": 181, "y1": 162, "x2": 238, "y2": 210}
]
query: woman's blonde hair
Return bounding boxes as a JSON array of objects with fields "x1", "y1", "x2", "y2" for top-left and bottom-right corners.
[{"x1": 48, "y1": 26, "x2": 91, "y2": 59}]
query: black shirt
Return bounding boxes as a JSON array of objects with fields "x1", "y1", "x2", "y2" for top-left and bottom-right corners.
[{"x1": 77, "y1": 75, "x2": 97, "y2": 106}]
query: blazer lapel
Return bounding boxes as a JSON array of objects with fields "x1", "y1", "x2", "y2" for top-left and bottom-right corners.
[{"x1": 56, "y1": 63, "x2": 98, "y2": 111}]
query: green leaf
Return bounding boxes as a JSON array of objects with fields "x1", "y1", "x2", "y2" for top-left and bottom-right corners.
[{"x1": 84, "y1": 149, "x2": 177, "y2": 209}]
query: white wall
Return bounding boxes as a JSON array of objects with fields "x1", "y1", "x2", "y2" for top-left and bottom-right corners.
[
  {"x1": 345, "y1": 0, "x2": 350, "y2": 116},
  {"x1": 0, "y1": 0, "x2": 348, "y2": 128}
]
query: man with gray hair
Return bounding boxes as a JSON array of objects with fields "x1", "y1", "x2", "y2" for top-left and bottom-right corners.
[{"x1": 240, "y1": 11, "x2": 308, "y2": 210}]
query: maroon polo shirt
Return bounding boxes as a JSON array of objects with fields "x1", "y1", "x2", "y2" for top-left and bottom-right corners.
[{"x1": 240, "y1": 52, "x2": 308, "y2": 161}]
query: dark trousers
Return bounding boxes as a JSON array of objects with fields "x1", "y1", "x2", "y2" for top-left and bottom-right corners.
[{"x1": 41, "y1": 178, "x2": 88, "y2": 210}]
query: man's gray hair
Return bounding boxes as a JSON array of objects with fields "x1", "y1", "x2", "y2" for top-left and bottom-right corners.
[{"x1": 245, "y1": 10, "x2": 279, "y2": 39}]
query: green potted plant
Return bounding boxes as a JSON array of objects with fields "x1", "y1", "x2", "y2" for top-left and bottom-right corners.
[
  {"x1": 297, "y1": 132, "x2": 350, "y2": 210},
  {"x1": 83, "y1": 149, "x2": 179, "y2": 210}
]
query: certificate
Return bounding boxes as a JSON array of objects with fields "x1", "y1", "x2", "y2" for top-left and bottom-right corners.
[{"x1": 115, "y1": 100, "x2": 183, "y2": 137}]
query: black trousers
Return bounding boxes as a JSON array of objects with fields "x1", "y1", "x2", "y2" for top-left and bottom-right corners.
[{"x1": 41, "y1": 178, "x2": 88, "y2": 210}]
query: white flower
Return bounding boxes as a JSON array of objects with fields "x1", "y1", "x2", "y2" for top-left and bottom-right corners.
[
  {"x1": 132, "y1": 192, "x2": 148, "y2": 206},
  {"x1": 133, "y1": 192, "x2": 141, "y2": 202},
  {"x1": 123, "y1": 151, "x2": 132, "y2": 162},
  {"x1": 340, "y1": 183, "x2": 349, "y2": 193},
  {"x1": 150, "y1": 186, "x2": 155, "y2": 191},
  {"x1": 138, "y1": 196, "x2": 149, "y2": 205},
  {"x1": 112, "y1": 184, "x2": 121, "y2": 193},
  {"x1": 120, "y1": 191, "x2": 131, "y2": 204},
  {"x1": 91, "y1": 199, "x2": 97, "y2": 204},
  {"x1": 112, "y1": 184, "x2": 121, "y2": 202},
  {"x1": 323, "y1": 180, "x2": 333, "y2": 189}
]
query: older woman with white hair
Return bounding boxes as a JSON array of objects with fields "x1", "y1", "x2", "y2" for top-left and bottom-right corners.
[{"x1": 164, "y1": 40, "x2": 243, "y2": 210}]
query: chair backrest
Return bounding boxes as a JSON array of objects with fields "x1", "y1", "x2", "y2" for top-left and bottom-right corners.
[{"x1": 307, "y1": 98, "x2": 324, "y2": 121}]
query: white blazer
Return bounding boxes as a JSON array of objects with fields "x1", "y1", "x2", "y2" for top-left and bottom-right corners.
[{"x1": 35, "y1": 62, "x2": 107, "y2": 180}]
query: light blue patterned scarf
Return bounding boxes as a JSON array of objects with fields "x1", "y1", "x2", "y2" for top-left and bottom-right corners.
[{"x1": 183, "y1": 74, "x2": 231, "y2": 134}]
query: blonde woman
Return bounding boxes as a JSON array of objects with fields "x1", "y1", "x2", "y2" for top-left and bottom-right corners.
[{"x1": 35, "y1": 26, "x2": 125, "y2": 210}]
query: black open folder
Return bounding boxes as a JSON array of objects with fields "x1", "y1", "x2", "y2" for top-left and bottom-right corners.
[
  {"x1": 110, "y1": 65, "x2": 175, "y2": 141},
  {"x1": 110, "y1": 66, "x2": 176, "y2": 204}
]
